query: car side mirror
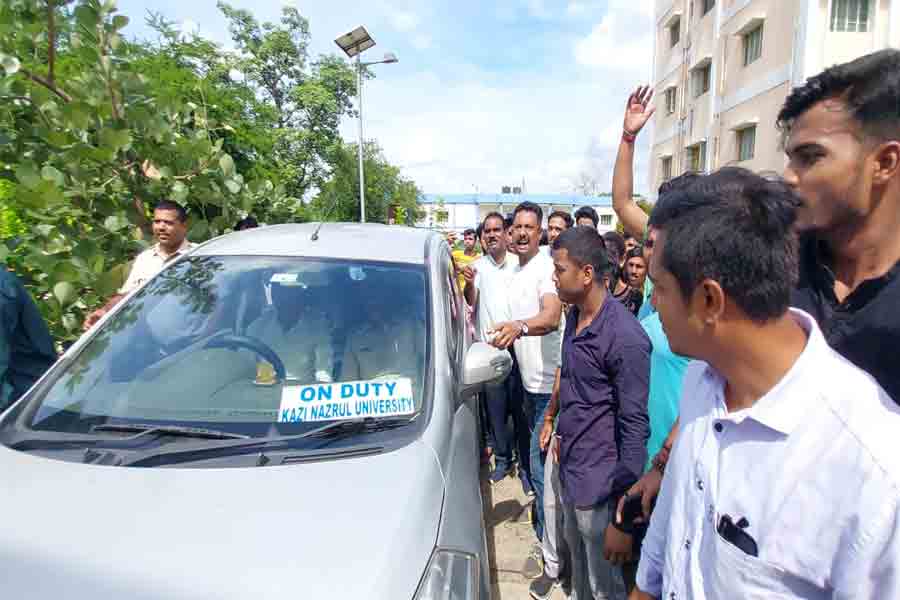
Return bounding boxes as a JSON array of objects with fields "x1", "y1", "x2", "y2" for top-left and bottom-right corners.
[{"x1": 462, "y1": 342, "x2": 512, "y2": 390}]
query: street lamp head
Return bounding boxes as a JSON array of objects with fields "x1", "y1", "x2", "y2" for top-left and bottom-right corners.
[
  {"x1": 382, "y1": 52, "x2": 399, "y2": 64},
  {"x1": 335, "y1": 26, "x2": 374, "y2": 58}
]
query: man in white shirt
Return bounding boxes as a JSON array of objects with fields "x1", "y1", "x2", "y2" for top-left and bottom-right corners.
[
  {"x1": 463, "y1": 212, "x2": 530, "y2": 490},
  {"x1": 490, "y1": 201, "x2": 563, "y2": 577},
  {"x1": 84, "y1": 200, "x2": 195, "y2": 329},
  {"x1": 631, "y1": 168, "x2": 900, "y2": 599}
]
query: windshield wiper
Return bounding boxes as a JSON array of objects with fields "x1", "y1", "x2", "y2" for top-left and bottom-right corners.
[
  {"x1": 119, "y1": 414, "x2": 420, "y2": 467},
  {"x1": 91, "y1": 423, "x2": 249, "y2": 440},
  {"x1": 296, "y1": 415, "x2": 419, "y2": 440}
]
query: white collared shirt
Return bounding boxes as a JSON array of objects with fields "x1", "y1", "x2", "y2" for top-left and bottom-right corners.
[
  {"x1": 637, "y1": 309, "x2": 900, "y2": 600},
  {"x1": 509, "y1": 250, "x2": 561, "y2": 394},
  {"x1": 119, "y1": 239, "x2": 195, "y2": 295},
  {"x1": 471, "y1": 251, "x2": 518, "y2": 343}
]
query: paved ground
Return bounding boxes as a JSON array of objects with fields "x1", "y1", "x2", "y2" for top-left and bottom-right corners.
[{"x1": 482, "y1": 464, "x2": 567, "y2": 600}]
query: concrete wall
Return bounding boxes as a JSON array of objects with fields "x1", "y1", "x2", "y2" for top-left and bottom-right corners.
[{"x1": 649, "y1": 0, "x2": 899, "y2": 197}]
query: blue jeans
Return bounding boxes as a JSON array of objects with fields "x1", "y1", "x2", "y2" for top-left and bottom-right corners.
[
  {"x1": 484, "y1": 367, "x2": 530, "y2": 475},
  {"x1": 526, "y1": 390, "x2": 551, "y2": 542}
]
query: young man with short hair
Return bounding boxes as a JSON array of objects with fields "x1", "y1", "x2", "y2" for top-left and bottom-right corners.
[
  {"x1": 490, "y1": 201, "x2": 563, "y2": 577},
  {"x1": 632, "y1": 168, "x2": 900, "y2": 599},
  {"x1": 547, "y1": 211, "x2": 574, "y2": 246},
  {"x1": 550, "y1": 226, "x2": 650, "y2": 600},
  {"x1": 453, "y1": 228, "x2": 480, "y2": 292},
  {"x1": 574, "y1": 206, "x2": 599, "y2": 229}
]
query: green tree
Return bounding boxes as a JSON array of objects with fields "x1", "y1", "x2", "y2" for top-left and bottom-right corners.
[
  {"x1": 311, "y1": 141, "x2": 424, "y2": 225},
  {"x1": 0, "y1": 0, "x2": 283, "y2": 340},
  {"x1": 217, "y1": 2, "x2": 357, "y2": 207}
]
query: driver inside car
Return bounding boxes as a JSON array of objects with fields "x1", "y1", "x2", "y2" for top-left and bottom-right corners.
[
  {"x1": 247, "y1": 276, "x2": 334, "y2": 383},
  {"x1": 341, "y1": 286, "x2": 424, "y2": 382}
]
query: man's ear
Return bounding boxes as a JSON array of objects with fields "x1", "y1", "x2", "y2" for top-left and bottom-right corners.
[
  {"x1": 692, "y1": 278, "x2": 726, "y2": 325},
  {"x1": 583, "y1": 264, "x2": 595, "y2": 286},
  {"x1": 873, "y1": 141, "x2": 900, "y2": 186}
]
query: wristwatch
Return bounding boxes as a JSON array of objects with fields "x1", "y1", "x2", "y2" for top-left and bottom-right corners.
[{"x1": 519, "y1": 321, "x2": 529, "y2": 337}]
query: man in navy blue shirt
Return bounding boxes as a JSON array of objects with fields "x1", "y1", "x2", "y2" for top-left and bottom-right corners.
[{"x1": 550, "y1": 226, "x2": 650, "y2": 600}]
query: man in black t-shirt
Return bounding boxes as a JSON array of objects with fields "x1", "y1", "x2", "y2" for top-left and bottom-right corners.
[{"x1": 779, "y1": 48, "x2": 900, "y2": 404}]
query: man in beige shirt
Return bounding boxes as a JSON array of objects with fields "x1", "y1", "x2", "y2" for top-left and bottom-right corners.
[{"x1": 83, "y1": 200, "x2": 194, "y2": 330}]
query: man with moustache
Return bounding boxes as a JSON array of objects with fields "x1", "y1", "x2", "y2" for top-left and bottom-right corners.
[
  {"x1": 490, "y1": 202, "x2": 563, "y2": 576},
  {"x1": 464, "y1": 212, "x2": 531, "y2": 490}
]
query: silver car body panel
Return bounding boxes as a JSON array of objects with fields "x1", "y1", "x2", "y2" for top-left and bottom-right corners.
[
  {"x1": 0, "y1": 438, "x2": 443, "y2": 599},
  {"x1": 194, "y1": 222, "x2": 430, "y2": 264}
]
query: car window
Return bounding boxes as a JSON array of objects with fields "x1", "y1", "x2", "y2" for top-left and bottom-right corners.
[
  {"x1": 16, "y1": 256, "x2": 428, "y2": 438},
  {"x1": 444, "y1": 251, "x2": 464, "y2": 369}
]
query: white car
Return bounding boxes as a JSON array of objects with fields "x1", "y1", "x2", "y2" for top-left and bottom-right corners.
[{"x1": 0, "y1": 223, "x2": 511, "y2": 600}]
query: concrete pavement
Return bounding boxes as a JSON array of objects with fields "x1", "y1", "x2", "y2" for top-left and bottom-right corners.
[{"x1": 482, "y1": 465, "x2": 567, "y2": 600}]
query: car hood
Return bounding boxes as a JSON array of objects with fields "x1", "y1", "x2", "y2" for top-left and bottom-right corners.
[{"x1": 0, "y1": 439, "x2": 444, "y2": 600}]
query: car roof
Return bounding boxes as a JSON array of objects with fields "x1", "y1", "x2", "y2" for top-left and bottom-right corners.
[{"x1": 193, "y1": 222, "x2": 437, "y2": 265}]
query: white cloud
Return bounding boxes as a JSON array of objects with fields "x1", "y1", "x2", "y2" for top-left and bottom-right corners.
[
  {"x1": 390, "y1": 11, "x2": 419, "y2": 33},
  {"x1": 574, "y1": 0, "x2": 654, "y2": 76},
  {"x1": 346, "y1": 67, "x2": 650, "y2": 196}
]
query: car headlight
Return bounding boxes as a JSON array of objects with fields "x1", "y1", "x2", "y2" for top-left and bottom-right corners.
[{"x1": 413, "y1": 548, "x2": 480, "y2": 600}]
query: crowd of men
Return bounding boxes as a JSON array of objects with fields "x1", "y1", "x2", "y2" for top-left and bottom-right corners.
[
  {"x1": 3, "y1": 46, "x2": 900, "y2": 600},
  {"x1": 459, "y1": 48, "x2": 900, "y2": 600}
]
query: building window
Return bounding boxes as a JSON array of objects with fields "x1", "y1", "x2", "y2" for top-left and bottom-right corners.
[
  {"x1": 743, "y1": 25, "x2": 763, "y2": 66},
  {"x1": 665, "y1": 87, "x2": 677, "y2": 114},
  {"x1": 692, "y1": 64, "x2": 711, "y2": 98},
  {"x1": 701, "y1": 0, "x2": 715, "y2": 17},
  {"x1": 831, "y1": 0, "x2": 870, "y2": 32},
  {"x1": 737, "y1": 126, "x2": 756, "y2": 161},
  {"x1": 661, "y1": 156, "x2": 673, "y2": 182},
  {"x1": 600, "y1": 214, "x2": 612, "y2": 227},
  {"x1": 669, "y1": 18, "x2": 681, "y2": 46},
  {"x1": 687, "y1": 141, "x2": 707, "y2": 172}
]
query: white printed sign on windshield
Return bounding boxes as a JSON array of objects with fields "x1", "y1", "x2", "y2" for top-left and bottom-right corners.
[{"x1": 277, "y1": 378, "x2": 415, "y2": 423}]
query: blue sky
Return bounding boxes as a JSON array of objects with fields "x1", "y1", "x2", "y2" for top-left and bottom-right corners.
[{"x1": 116, "y1": 0, "x2": 655, "y2": 195}]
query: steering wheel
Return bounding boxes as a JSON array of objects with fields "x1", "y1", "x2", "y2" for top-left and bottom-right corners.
[{"x1": 204, "y1": 334, "x2": 287, "y2": 382}]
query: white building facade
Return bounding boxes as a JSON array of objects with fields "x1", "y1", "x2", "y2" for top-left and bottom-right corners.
[{"x1": 650, "y1": 0, "x2": 900, "y2": 198}]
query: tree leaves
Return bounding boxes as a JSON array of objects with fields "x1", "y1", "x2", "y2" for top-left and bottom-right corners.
[
  {"x1": 0, "y1": 54, "x2": 20, "y2": 75},
  {"x1": 98, "y1": 128, "x2": 132, "y2": 153},
  {"x1": 171, "y1": 181, "x2": 189, "y2": 202},
  {"x1": 53, "y1": 282, "x2": 77, "y2": 307},
  {"x1": 219, "y1": 153, "x2": 235, "y2": 176},
  {"x1": 103, "y1": 214, "x2": 129, "y2": 232},
  {"x1": 0, "y1": 0, "x2": 413, "y2": 344}
]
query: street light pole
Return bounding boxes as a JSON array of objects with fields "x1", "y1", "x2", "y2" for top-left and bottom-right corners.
[
  {"x1": 356, "y1": 53, "x2": 366, "y2": 223},
  {"x1": 335, "y1": 26, "x2": 398, "y2": 225}
]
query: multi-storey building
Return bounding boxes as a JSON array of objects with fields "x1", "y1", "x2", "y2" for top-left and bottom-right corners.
[{"x1": 649, "y1": 0, "x2": 900, "y2": 197}]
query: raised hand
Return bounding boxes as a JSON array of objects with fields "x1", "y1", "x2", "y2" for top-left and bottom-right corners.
[{"x1": 623, "y1": 85, "x2": 656, "y2": 137}]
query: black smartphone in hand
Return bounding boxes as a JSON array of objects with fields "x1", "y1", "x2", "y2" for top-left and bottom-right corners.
[{"x1": 621, "y1": 494, "x2": 644, "y2": 526}]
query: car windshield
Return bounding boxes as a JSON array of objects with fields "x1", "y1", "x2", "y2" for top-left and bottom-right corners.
[{"x1": 16, "y1": 256, "x2": 428, "y2": 439}]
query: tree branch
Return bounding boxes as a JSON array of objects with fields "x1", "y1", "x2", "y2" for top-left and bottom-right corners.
[
  {"x1": 47, "y1": 0, "x2": 56, "y2": 84},
  {"x1": 19, "y1": 68, "x2": 72, "y2": 102}
]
